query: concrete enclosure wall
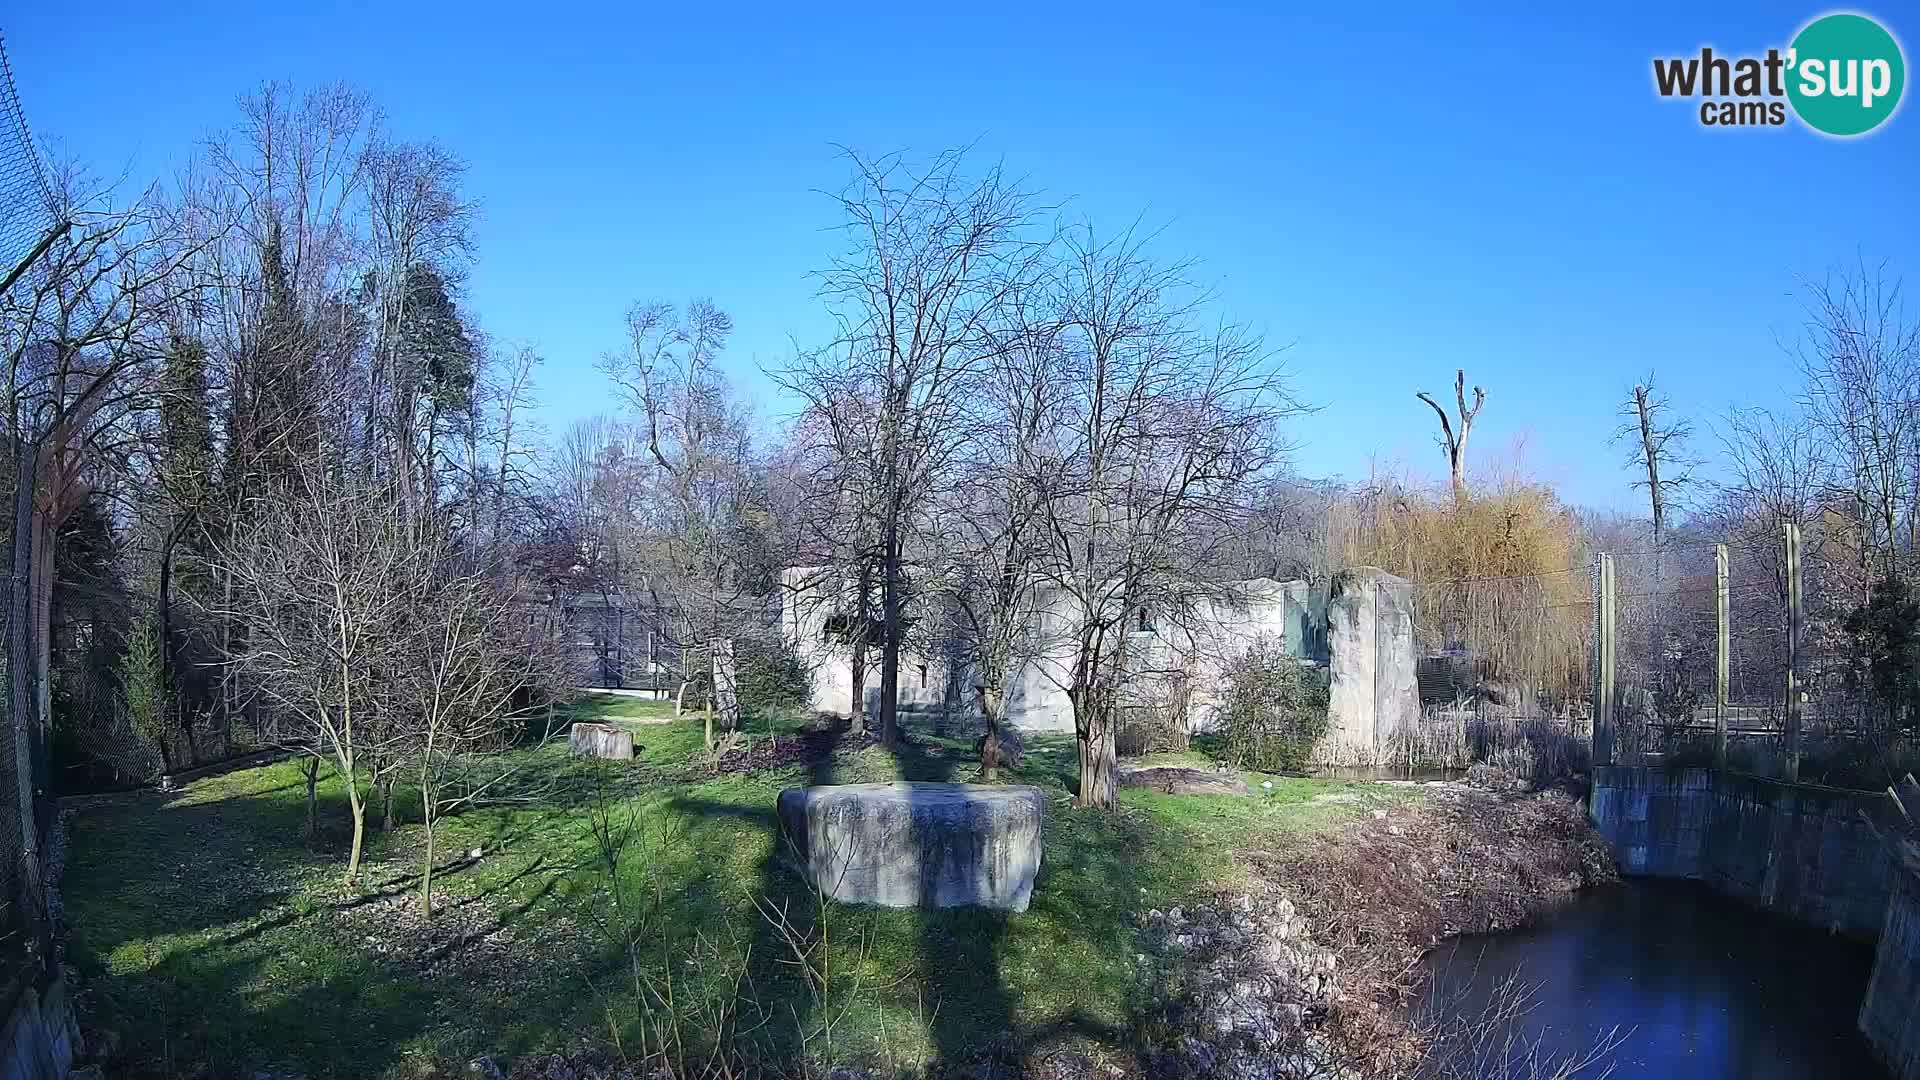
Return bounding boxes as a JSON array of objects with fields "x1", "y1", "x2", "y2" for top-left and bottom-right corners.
[
  {"x1": 0, "y1": 975, "x2": 77, "y2": 1080},
  {"x1": 1861, "y1": 867, "x2": 1920, "y2": 1080},
  {"x1": 1318, "y1": 567, "x2": 1417, "y2": 765},
  {"x1": 1590, "y1": 767, "x2": 1893, "y2": 939},
  {"x1": 781, "y1": 567, "x2": 1325, "y2": 734}
]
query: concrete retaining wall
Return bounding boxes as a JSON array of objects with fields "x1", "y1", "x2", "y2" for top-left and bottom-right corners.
[
  {"x1": 0, "y1": 974, "x2": 77, "y2": 1080},
  {"x1": 1861, "y1": 868, "x2": 1920, "y2": 1080},
  {"x1": 1593, "y1": 766, "x2": 1920, "y2": 1078},
  {"x1": 1589, "y1": 767, "x2": 1892, "y2": 939}
]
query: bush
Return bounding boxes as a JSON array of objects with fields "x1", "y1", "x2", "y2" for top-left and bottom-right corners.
[
  {"x1": 735, "y1": 637, "x2": 813, "y2": 721},
  {"x1": 1218, "y1": 637, "x2": 1330, "y2": 773},
  {"x1": 1465, "y1": 717, "x2": 1587, "y2": 790}
]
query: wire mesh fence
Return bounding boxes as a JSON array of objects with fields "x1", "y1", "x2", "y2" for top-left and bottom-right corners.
[
  {"x1": 1399, "y1": 567, "x2": 1594, "y2": 774},
  {"x1": 1392, "y1": 527, "x2": 1907, "y2": 789},
  {"x1": 0, "y1": 32, "x2": 57, "y2": 293},
  {"x1": 0, "y1": 34, "x2": 61, "y2": 974},
  {"x1": 1595, "y1": 528, "x2": 1916, "y2": 789}
]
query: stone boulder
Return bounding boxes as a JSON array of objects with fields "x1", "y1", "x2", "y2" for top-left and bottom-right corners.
[
  {"x1": 776, "y1": 782, "x2": 1046, "y2": 912},
  {"x1": 568, "y1": 722, "x2": 634, "y2": 760},
  {"x1": 1117, "y1": 765, "x2": 1251, "y2": 797}
]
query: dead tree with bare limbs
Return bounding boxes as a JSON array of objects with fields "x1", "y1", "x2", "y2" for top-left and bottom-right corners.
[
  {"x1": 1417, "y1": 369, "x2": 1485, "y2": 503},
  {"x1": 1613, "y1": 374, "x2": 1698, "y2": 549}
]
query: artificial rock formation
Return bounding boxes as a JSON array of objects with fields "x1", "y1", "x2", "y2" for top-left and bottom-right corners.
[
  {"x1": 776, "y1": 782, "x2": 1046, "y2": 912},
  {"x1": 1321, "y1": 567, "x2": 1419, "y2": 765}
]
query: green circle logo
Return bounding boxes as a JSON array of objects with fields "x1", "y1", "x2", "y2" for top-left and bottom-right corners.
[{"x1": 1787, "y1": 13, "x2": 1906, "y2": 136}]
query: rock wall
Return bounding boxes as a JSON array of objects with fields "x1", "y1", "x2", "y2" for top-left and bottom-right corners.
[
  {"x1": 1591, "y1": 767, "x2": 1920, "y2": 1080},
  {"x1": 0, "y1": 975, "x2": 77, "y2": 1080},
  {"x1": 1317, "y1": 567, "x2": 1418, "y2": 765},
  {"x1": 1589, "y1": 767, "x2": 1892, "y2": 939},
  {"x1": 1861, "y1": 866, "x2": 1920, "y2": 1080}
]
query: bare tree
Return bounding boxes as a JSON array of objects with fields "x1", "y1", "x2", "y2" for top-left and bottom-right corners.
[
  {"x1": 1, "y1": 168, "x2": 208, "y2": 953},
  {"x1": 937, "y1": 286, "x2": 1062, "y2": 778},
  {"x1": 1417, "y1": 369, "x2": 1485, "y2": 504},
  {"x1": 213, "y1": 464, "x2": 421, "y2": 883},
  {"x1": 397, "y1": 563, "x2": 564, "y2": 915},
  {"x1": 1797, "y1": 265, "x2": 1920, "y2": 581},
  {"x1": 1025, "y1": 224, "x2": 1301, "y2": 808},
  {"x1": 601, "y1": 300, "x2": 760, "y2": 749},
  {"x1": 780, "y1": 149, "x2": 1042, "y2": 749},
  {"x1": 1613, "y1": 374, "x2": 1698, "y2": 548}
]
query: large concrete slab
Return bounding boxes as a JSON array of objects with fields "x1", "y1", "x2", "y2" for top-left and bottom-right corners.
[{"x1": 776, "y1": 782, "x2": 1046, "y2": 912}]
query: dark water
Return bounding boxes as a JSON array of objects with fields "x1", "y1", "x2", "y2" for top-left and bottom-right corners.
[{"x1": 1419, "y1": 879, "x2": 1886, "y2": 1079}]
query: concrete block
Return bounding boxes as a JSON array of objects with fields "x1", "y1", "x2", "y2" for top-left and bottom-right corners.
[
  {"x1": 1862, "y1": 870, "x2": 1920, "y2": 1080},
  {"x1": 776, "y1": 783, "x2": 1046, "y2": 912},
  {"x1": 567, "y1": 722, "x2": 633, "y2": 760}
]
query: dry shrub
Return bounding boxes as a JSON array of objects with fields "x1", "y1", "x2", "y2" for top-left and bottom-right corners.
[{"x1": 1332, "y1": 469, "x2": 1592, "y2": 703}]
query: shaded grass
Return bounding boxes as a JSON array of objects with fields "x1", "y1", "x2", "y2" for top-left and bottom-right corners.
[{"x1": 62, "y1": 708, "x2": 1397, "y2": 1078}]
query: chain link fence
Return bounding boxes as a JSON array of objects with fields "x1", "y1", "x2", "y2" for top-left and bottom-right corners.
[
  {"x1": 0, "y1": 32, "x2": 64, "y2": 976},
  {"x1": 1401, "y1": 567, "x2": 1593, "y2": 777},
  {"x1": 1599, "y1": 528, "x2": 1916, "y2": 790}
]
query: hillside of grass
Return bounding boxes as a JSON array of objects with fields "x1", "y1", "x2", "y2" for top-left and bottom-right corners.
[{"x1": 60, "y1": 695, "x2": 1405, "y2": 1078}]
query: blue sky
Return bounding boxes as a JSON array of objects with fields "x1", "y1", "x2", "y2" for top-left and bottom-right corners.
[{"x1": 7, "y1": 2, "x2": 1915, "y2": 509}]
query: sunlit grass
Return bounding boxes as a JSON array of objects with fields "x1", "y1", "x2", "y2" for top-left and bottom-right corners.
[{"x1": 62, "y1": 703, "x2": 1393, "y2": 1077}]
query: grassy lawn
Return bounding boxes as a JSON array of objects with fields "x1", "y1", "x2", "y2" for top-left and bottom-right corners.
[{"x1": 62, "y1": 697, "x2": 1404, "y2": 1078}]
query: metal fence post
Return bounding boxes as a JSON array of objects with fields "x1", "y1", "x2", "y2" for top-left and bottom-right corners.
[
  {"x1": 1715, "y1": 543, "x2": 1729, "y2": 771},
  {"x1": 1593, "y1": 553, "x2": 1616, "y2": 767},
  {"x1": 1784, "y1": 523, "x2": 1803, "y2": 783}
]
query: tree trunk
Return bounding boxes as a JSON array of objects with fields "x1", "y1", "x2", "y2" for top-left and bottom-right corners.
[
  {"x1": 420, "y1": 780, "x2": 436, "y2": 917},
  {"x1": 381, "y1": 774, "x2": 396, "y2": 832},
  {"x1": 1074, "y1": 688, "x2": 1117, "y2": 809},
  {"x1": 849, "y1": 637, "x2": 867, "y2": 735},
  {"x1": 344, "y1": 782, "x2": 367, "y2": 884},
  {"x1": 977, "y1": 686, "x2": 1002, "y2": 782},
  {"x1": 7, "y1": 438, "x2": 46, "y2": 962},
  {"x1": 303, "y1": 757, "x2": 319, "y2": 844},
  {"x1": 849, "y1": 561, "x2": 871, "y2": 734},
  {"x1": 29, "y1": 508, "x2": 53, "y2": 750},
  {"x1": 879, "y1": 524, "x2": 902, "y2": 749}
]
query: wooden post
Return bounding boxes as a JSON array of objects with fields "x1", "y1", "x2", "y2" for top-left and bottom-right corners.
[
  {"x1": 1715, "y1": 544, "x2": 1730, "y2": 771},
  {"x1": 1784, "y1": 523, "x2": 1803, "y2": 784},
  {"x1": 1593, "y1": 554, "x2": 1617, "y2": 767}
]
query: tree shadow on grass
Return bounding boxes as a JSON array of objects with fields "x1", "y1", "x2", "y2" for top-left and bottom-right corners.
[{"x1": 62, "y1": 764, "x2": 596, "y2": 1078}]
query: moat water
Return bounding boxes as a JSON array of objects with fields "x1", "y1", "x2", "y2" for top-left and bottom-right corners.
[{"x1": 1418, "y1": 879, "x2": 1886, "y2": 1079}]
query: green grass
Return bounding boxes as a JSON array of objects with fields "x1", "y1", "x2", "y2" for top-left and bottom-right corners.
[{"x1": 62, "y1": 706, "x2": 1399, "y2": 1078}]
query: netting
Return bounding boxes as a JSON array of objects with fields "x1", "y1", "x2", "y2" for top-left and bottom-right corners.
[
  {"x1": 0, "y1": 32, "x2": 56, "y2": 292},
  {"x1": 0, "y1": 33, "x2": 55, "y2": 966},
  {"x1": 1608, "y1": 545, "x2": 1724, "y2": 762},
  {"x1": 1400, "y1": 568, "x2": 1594, "y2": 771},
  {"x1": 1601, "y1": 531, "x2": 1897, "y2": 785}
]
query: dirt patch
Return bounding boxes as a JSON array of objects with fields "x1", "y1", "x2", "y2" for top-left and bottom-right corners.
[{"x1": 1117, "y1": 766, "x2": 1251, "y2": 797}]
